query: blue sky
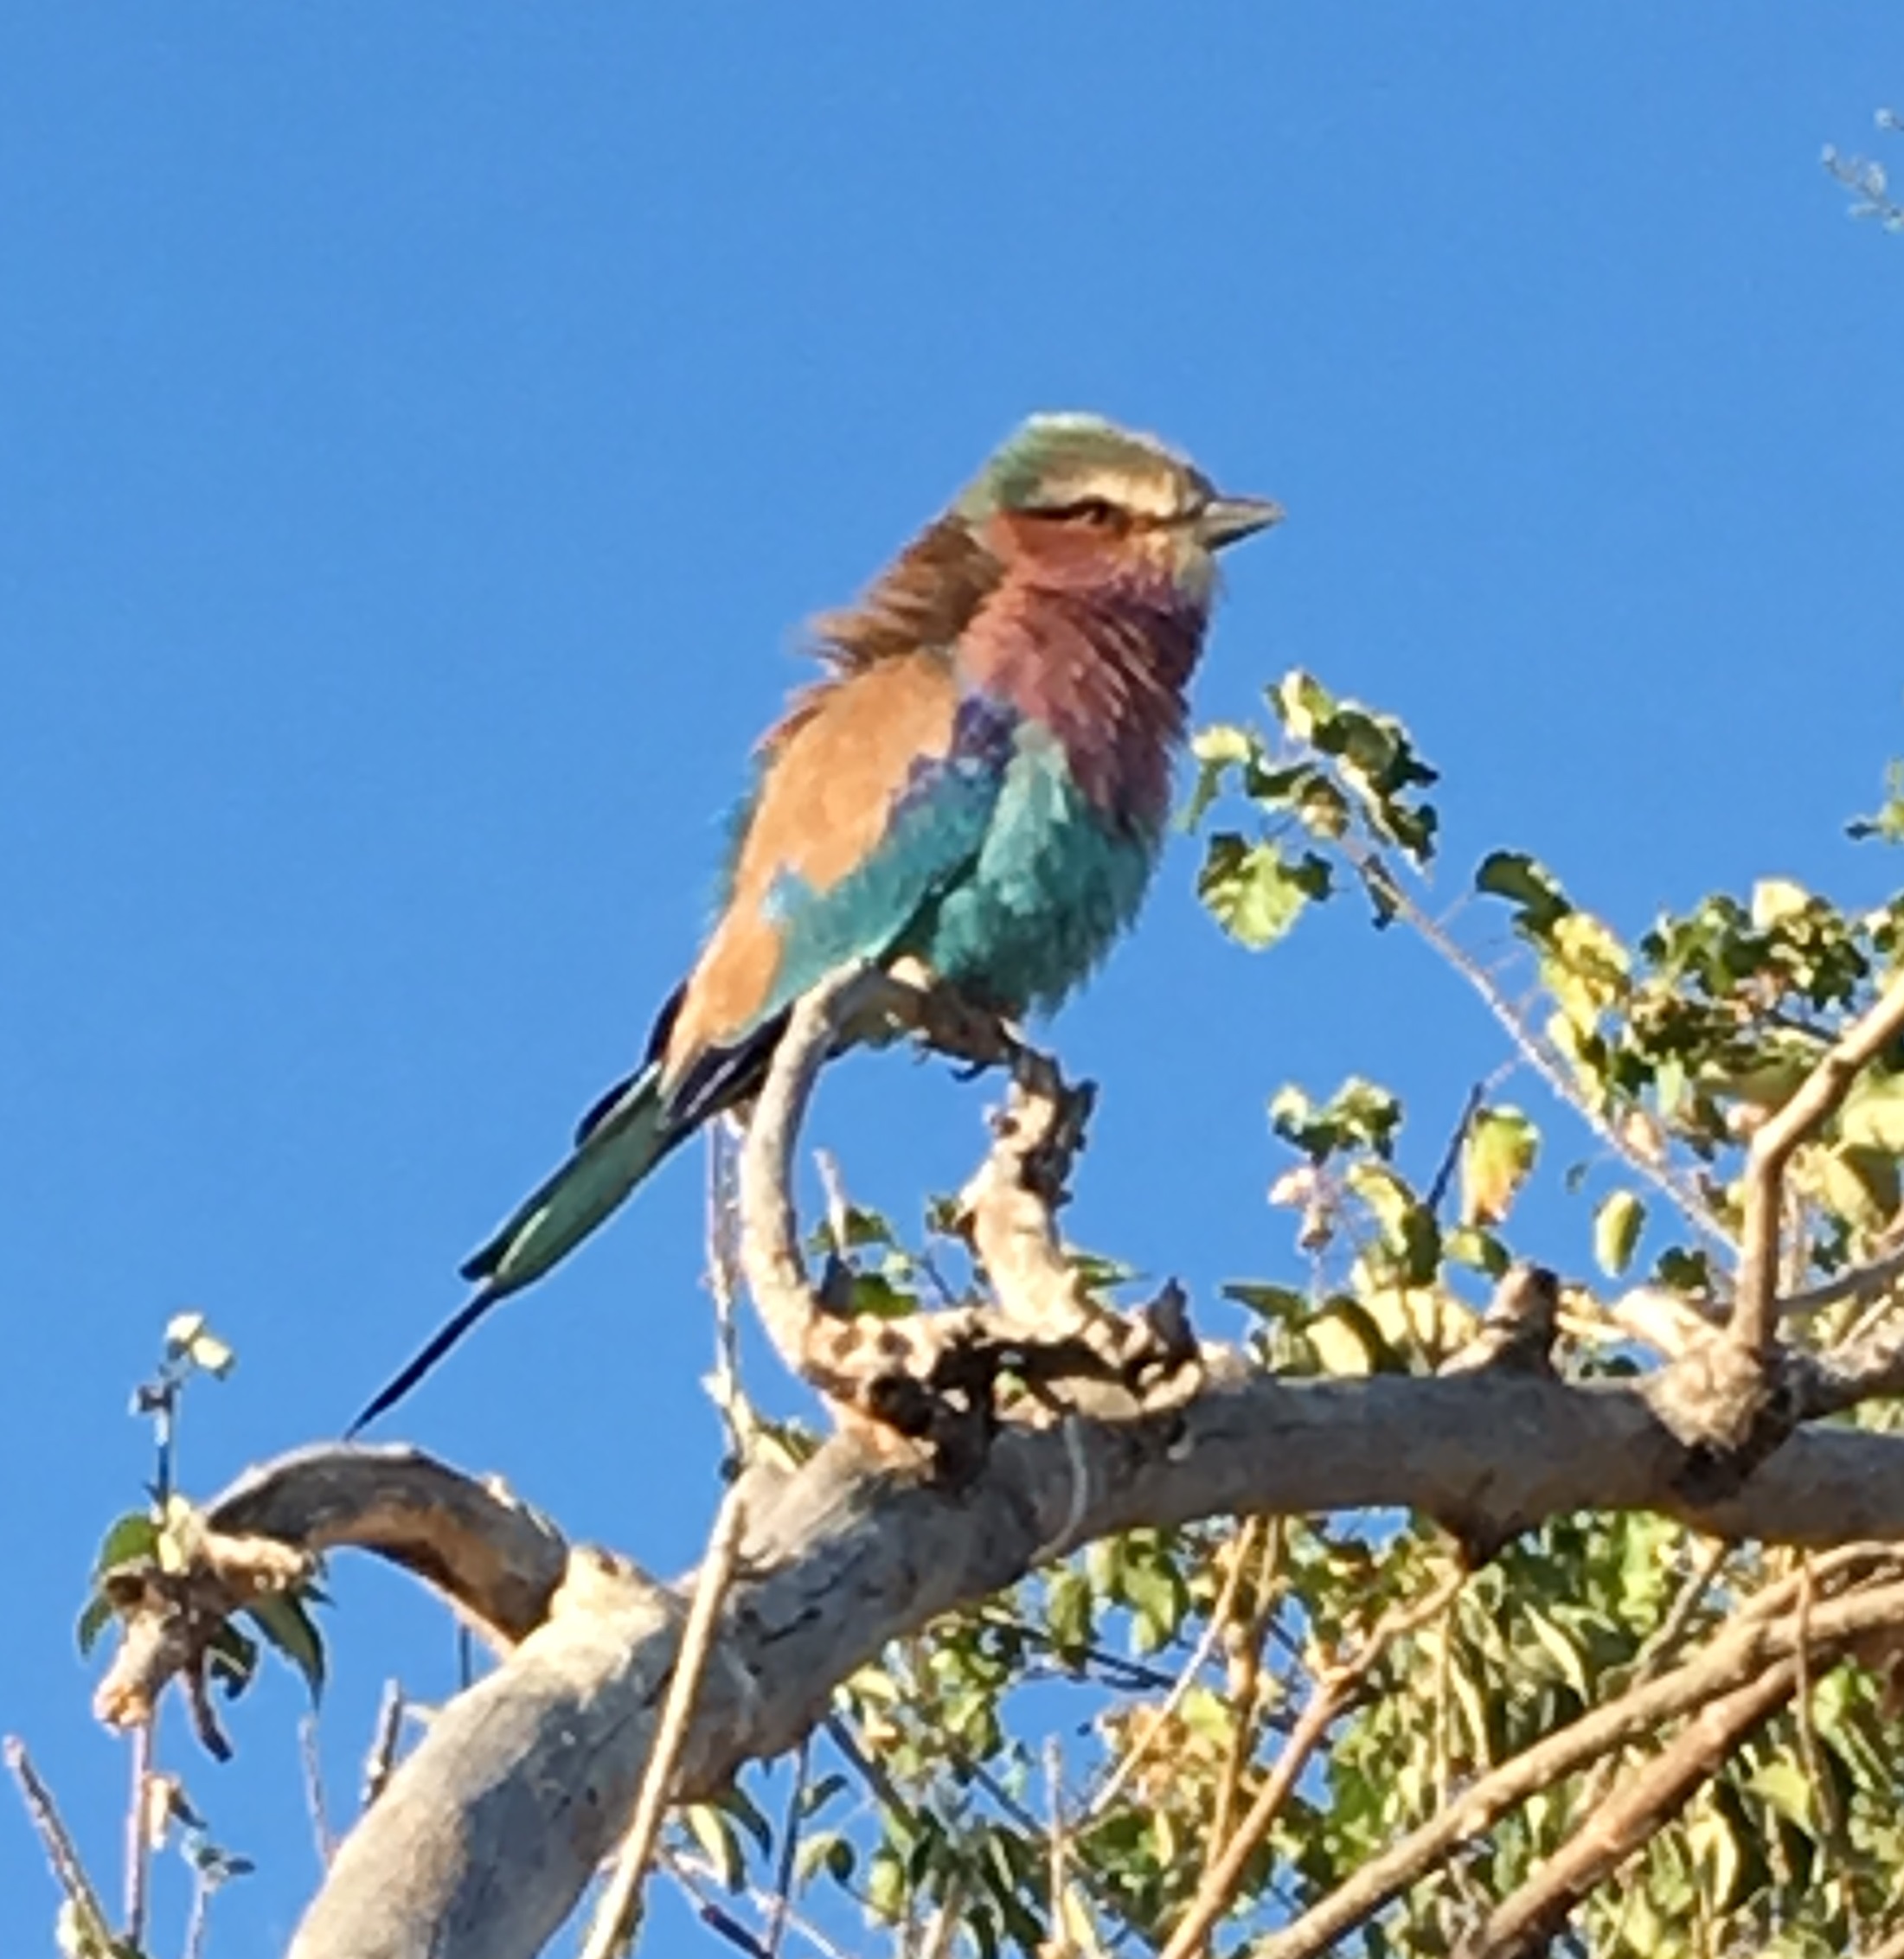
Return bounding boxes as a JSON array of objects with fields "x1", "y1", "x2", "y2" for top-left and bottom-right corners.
[{"x1": 3, "y1": 9, "x2": 1901, "y2": 1950}]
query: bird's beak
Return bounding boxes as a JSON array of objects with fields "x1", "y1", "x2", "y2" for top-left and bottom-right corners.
[{"x1": 1198, "y1": 494, "x2": 1284, "y2": 550}]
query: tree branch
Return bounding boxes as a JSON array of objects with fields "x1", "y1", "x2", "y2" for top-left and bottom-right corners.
[
  {"x1": 1460, "y1": 1661, "x2": 1798, "y2": 1958},
  {"x1": 1734, "y1": 971, "x2": 1904, "y2": 1358},
  {"x1": 1257, "y1": 1573, "x2": 1904, "y2": 1959}
]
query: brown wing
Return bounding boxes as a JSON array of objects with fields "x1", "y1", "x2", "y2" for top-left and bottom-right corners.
[{"x1": 663, "y1": 650, "x2": 962, "y2": 1078}]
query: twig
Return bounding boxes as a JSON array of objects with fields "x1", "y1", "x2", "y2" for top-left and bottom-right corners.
[
  {"x1": 6, "y1": 1737, "x2": 115, "y2": 1951},
  {"x1": 1046, "y1": 1736, "x2": 1070, "y2": 1957},
  {"x1": 125, "y1": 1714, "x2": 154, "y2": 1945},
  {"x1": 184, "y1": 1864, "x2": 214, "y2": 1959},
  {"x1": 1343, "y1": 835, "x2": 1728, "y2": 1248},
  {"x1": 916, "y1": 1871, "x2": 972, "y2": 1959},
  {"x1": 1087, "y1": 1521, "x2": 1254, "y2": 1821},
  {"x1": 1791, "y1": 1559, "x2": 1862, "y2": 1944},
  {"x1": 360, "y1": 1679, "x2": 406, "y2": 1812},
  {"x1": 1734, "y1": 971, "x2": 1904, "y2": 1357},
  {"x1": 581, "y1": 1485, "x2": 749, "y2": 1959},
  {"x1": 666, "y1": 1847, "x2": 859, "y2": 1959},
  {"x1": 706, "y1": 1120, "x2": 757, "y2": 1462},
  {"x1": 300, "y1": 1711, "x2": 336, "y2": 1866},
  {"x1": 1461, "y1": 1661, "x2": 1798, "y2": 1958},
  {"x1": 1254, "y1": 1572, "x2": 1904, "y2": 1959},
  {"x1": 766, "y1": 1733, "x2": 811, "y2": 1959},
  {"x1": 1424, "y1": 1081, "x2": 1488, "y2": 1219},
  {"x1": 1160, "y1": 1567, "x2": 1465, "y2": 1959},
  {"x1": 1208, "y1": 1520, "x2": 1281, "y2": 1856},
  {"x1": 1780, "y1": 1237, "x2": 1904, "y2": 1320}
]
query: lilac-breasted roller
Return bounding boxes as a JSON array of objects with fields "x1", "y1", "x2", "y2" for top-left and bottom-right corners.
[{"x1": 351, "y1": 414, "x2": 1279, "y2": 1430}]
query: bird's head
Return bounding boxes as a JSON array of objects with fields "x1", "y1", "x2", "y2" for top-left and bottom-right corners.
[{"x1": 958, "y1": 413, "x2": 1281, "y2": 607}]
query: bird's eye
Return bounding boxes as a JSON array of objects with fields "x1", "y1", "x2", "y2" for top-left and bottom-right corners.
[{"x1": 1065, "y1": 497, "x2": 1125, "y2": 529}]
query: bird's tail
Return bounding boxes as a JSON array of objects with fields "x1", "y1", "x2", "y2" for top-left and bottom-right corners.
[
  {"x1": 346, "y1": 1065, "x2": 678, "y2": 1435},
  {"x1": 458, "y1": 1063, "x2": 676, "y2": 1290}
]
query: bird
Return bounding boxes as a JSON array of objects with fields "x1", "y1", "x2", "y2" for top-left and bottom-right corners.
[{"x1": 349, "y1": 413, "x2": 1279, "y2": 1432}]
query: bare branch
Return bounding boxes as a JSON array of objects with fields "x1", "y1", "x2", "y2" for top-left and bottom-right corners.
[
  {"x1": 1734, "y1": 971, "x2": 1904, "y2": 1358},
  {"x1": 361, "y1": 1681, "x2": 407, "y2": 1813},
  {"x1": 6, "y1": 1737, "x2": 115, "y2": 1953}
]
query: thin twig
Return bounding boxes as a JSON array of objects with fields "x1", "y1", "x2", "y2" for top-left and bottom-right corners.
[
  {"x1": 299, "y1": 1712, "x2": 336, "y2": 1866},
  {"x1": 1046, "y1": 1736, "x2": 1071, "y2": 1958},
  {"x1": 184, "y1": 1866, "x2": 214, "y2": 1959},
  {"x1": 6, "y1": 1737, "x2": 115, "y2": 1951},
  {"x1": 666, "y1": 1847, "x2": 859, "y2": 1959},
  {"x1": 1780, "y1": 1236, "x2": 1904, "y2": 1320},
  {"x1": 1574, "y1": 1535, "x2": 1734, "y2": 1817},
  {"x1": 766, "y1": 1733, "x2": 811, "y2": 1959},
  {"x1": 706, "y1": 1120, "x2": 757, "y2": 1461},
  {"x1": 581, "y1": 1486, "x2": 749, "y2": 1959},
  {"x1": 1734, "y1": 971, "x2": 1904, "y2": 1356},
  {"x1": 1424, "y1": 1081, "x2": 1488, "y2": 1219},
  {"x1": 1208, "y1": 1520, "x2": 1281, "y2": 1857},
  {"x1": 1087, "y1": 1522, "x2": 1255, "y2": 1821},
  {"x1": 1338, "y1": 833, "x2": 1729, "y2": 1248},
  {"x1": 360, "y1": 1679, "x2": 406, "y2": 1812},
  {"x1": 1161, "y1": 1566, "x2": 1465, "y2": 1959},
  {"x1": 125, "y1": 1714, "x2": 153, "y2": 1946}
]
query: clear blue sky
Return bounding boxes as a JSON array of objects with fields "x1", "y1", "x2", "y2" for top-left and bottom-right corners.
[{"x1": 3, "y1": 10, "x2": 1901, "y2": 1950}]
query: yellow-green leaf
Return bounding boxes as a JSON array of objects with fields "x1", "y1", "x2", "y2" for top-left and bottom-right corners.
[
  {"x1": 1461, "y1": 1107, "x2": 1540, "y2": 1226},
  {"x1": 1594, "y1": 1190, "x2": 1645, "y2": 1277},
  {"x1": 1751, "y1": 877, "x2": 1811, "y2": 927}
]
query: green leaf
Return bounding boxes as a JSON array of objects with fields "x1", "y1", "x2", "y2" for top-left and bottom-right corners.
[
  {"x1": 1460, "y1": 1107, "x2": 1539, "y2": 1227},
  {"x1": 189, "y1": 1331, "x2": 235, "y2": 1378},
  {"x1": 1475, "y1": 850, "x2": 1572, "y2": 933},
  {"x1": 1746, "y1": 1757, "x2": 1817, "y2": 1836},
  {"x1": 796, "y1": 1832, "x2": 856, "y2": 1885},
  {"x1": 243, "y1": 1591, "x2": 326, "y2": 1705},
  {"x1": 1820, "y1": 1145, "x2": 1901, "y2": 1230},
  {"x1": 1522, "y1": 1604, "x2": 1589, "y2": 1696},
  {"x1": 1840, "y1": 1073, "x2": 1904, "y2": 1153},
  {"x1": 683, "y1": 1802, "x2": 746, "y2": 1890},
  {"x1": 1272, "y1": 669, "x2": 1338, "y2": 742},
  {"x1": 1221, "y1": 1281, "x2": 1309, "y2": 1322},
  {"x1": 847, "y1": 1271, "x2": 917, "y2": 1319},
  {"x1": 1594, "y1": 1190, "x2": 1645, "y2": 1277},
  {"x1": 1307, "y1": 1296, "x2": 1401, "y2": 1376},
  {"x1": 164, "y1": 1310, "x2": 208, "y2": 1355},
  {"x1": 1444, "y1": 1226, "x2": 1510, "y2": 1277},
  {"x1": 1752, "y1": 878, "x2": 1812, "y2": 928},
  {"x1": 1197, "y1": 836, "x2": 1329, "y2": 950},
  {"x1": 75, "y1": 1591, "x2": 115, "y2": 1655},
  {"x1": 93, "y1": 1510, "x2": 160, "y2": 1578}
]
